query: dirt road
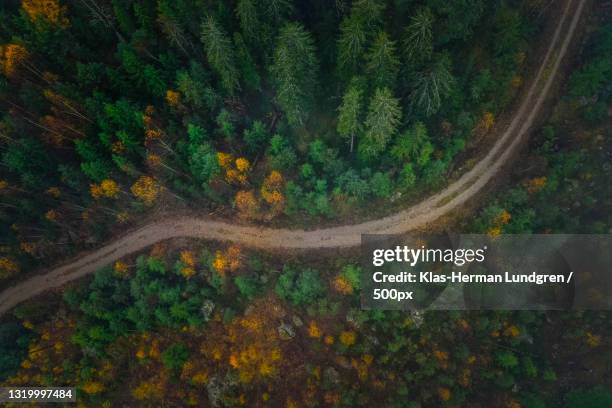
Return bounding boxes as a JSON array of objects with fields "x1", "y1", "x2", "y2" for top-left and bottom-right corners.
[{"x1": 0, "y1": 0, "x2": 587, "y2": 316}]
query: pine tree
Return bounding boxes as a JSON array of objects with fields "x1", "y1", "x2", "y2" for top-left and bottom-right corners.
[
  {"x1": 391, "y1": 121, "x2": 429, "y2": 162},
  {"x1": 233, "y1": 33, "x2": 261, "y2": 91},
  {"x1": 201, "y1": 16, "x2": 240, "y2": 95},
  {"x1": 365, "y1": 31, "x2": 400, "y2": 90},
  {"x1": 360, "y1": 87, "x2": 401, "y2": 160},
  {"x1": 235, "y1": 0, "x2": 259, "y2": 39},
  {"x1": 403, "y1": 8, "x2": 434, "y2": 61},
  {"x1": 352, "y1": 0, "x2": 385, "y2": 29},
  {"x1": 411, "y1": 54, "x2": 454, "y2": 116},
  {"x1": 337, "y1": 80, "x2": 364, "y2": 152},
  {"x1": 337, "y1": 14, "x2": 367, "y2": 73},
  {"x1": 262, "y1": 0, "x2": 294, "y2": 21},
  {"x1": 270, "y1": 22, "x2": 319, "y2": 127}
]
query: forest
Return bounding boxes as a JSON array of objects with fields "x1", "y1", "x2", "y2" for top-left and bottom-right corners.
[
  {"x1": 0, "y1": 0, "x2": 611, "y2": 407},
  {"x1": 0, "y1": 0, "x2": 535, "y2": 279}
]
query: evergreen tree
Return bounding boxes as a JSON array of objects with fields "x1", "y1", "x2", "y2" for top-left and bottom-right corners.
[
  {"x1": 262, "y1": 0, "x2": 294, "y2": 21},
  {"x1": 360, "y1": 87, "x2": 402, "y2": 160},
  {"x1": 411, "y1": 53, "x2": 454, "y2": 116},
  {"x1": 200, "y1": 16, "x2": 240, "y2": 94},
  {"x1": 352, "y1": 0, "x2": 385, "y2": 29},
  {"x1": 391, "y1": 121, "x2": 430, "y2": 162},
  {"x1": 235, "y1": 0, "x2": 259, "y2": 39},
  {"x1": 233, "y1": 33, "x2": 261, "y2": 91},
  {"x1": 403, "y1": 8, "x2": 434, "y2": 62},
  {"x1": 365, "y1": 31, "x2": 400, "y2": 90},
  {"x1": 427, "y1": 0, "x2": 484, "y2": 44},
  {"x1": 270, "y1": 22, "x2": 319, "y2": 127},
  {"x1": 337, "y1": 14, "x2": 367, "y2": 73},
  {"x1": 337, "y1": 79, "x2": 364, "y2": 152}
]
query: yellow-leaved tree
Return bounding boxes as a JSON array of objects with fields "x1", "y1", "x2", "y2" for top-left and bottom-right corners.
[
  {"x1": 260, "y1": 170, "x2": 285, "y2": 218},
  {"x1": 0, "y1": 44, "x2": 28, "y2": 77},
  {"x1": 235, "y1": 190, "x2": 260, "y2": 220},
  {"x1": 22, "y1": 0, "x2": 69, "y2": 27},
  {"x1": 0, "y1": 257, "x2": 20, "y2": 279},
  {"x1": 130, "y1": 176, "x2": 162, "y2": 205}
]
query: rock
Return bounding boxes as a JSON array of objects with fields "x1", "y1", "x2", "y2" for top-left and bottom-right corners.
[
  {"x1": 201, "y1": 300, "x2": 215, "y2": 322},
  {"x1": 410, "y1": 310, "x2": 424, "y2": 328},
  {"x1": 278, "y1": 322, "x2": 295, "y2": 340},
  {"x1": 345, "y1": 309, "x2": 361, "y2": 328}
]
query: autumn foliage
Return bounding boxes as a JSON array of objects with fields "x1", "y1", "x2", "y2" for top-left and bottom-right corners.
[
  {"x1": 130, "y1": 176, "x2": 162, "y2": 205},
  {"x1": 488, "y1": 209, "x2": 512, "y2": 237},
  {"x1": 235, "y1": 190, "x2": 260, "y2": 220},
  {"x1": 0, "y1": 44, "x2": 28, "y2": 77},
  {"x1": 212, "y1": 245, "x2": 242, "y2": 275},
  {"x1": 218, "y1": 152, "x2": 250, "y2": 185},
  {"x1": 90, "y1": 179, "x2": 120, "y2": 199},
  {"x1": 0, "y1": 257, "x2": 19, "y2": 278},
  {"x1": 205, "y1": 298, "x2": 286, "y2": 384},
  {"x1": 260, "y1": 170, "x2": 285, "y2": 218},
  {"x1": 178, "y1": 250, "x2": 196, "y2": 278},
  {"x1": 22, "y1": 0, "x2": 69, "y2": 27}
]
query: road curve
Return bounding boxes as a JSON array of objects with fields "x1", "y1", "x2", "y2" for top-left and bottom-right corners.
[{"x1": 0, "y1": 0, "x2": 587, "y2": 316}]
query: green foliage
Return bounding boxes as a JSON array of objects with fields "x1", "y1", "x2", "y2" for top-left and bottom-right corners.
[
  {"x1": 491, "y1": 4, "x2": 527, "y2": 60},
  {"x1": 341, "y1": 265, "x2": 361, "y2": 291},
  {"x1": 370, "y1": 171, "x2": 393, "y2": 198},
  {"x1": 352, "y1": 0, "x2": 385, "y2": 29},
  {"x1": 569, "y1": 58, "x2": 611, "y2": 100},
  {"x1": 563, "y1": 387, "x2": 612, "y2": 408},
  {"x1": 275, "y1": 265, "x2": 325, "y2": 305},
  {"x1": 337, "y1": 13, "x2": 367, "y2": 73},
  {"x1": 68, "y1": 256, "x2": 213, "y2": 352},
  {"x1": 98, "y1": 99, "x2": 144, "y2": 153},
  {"x1": 427, "y1": 0, "x2": 484, "y2": 44},
  {"x1": 235, "y1": 0, "x2": 259, "y2": 39},
  {"x1": 201, "y1": 16, "x2": 240, "y2": 94},
  {"x1": 270, "y1": 22, "x2": 319, "y2": 127},
  {"x1": 263, "y1": 0, "x2": 294, "y2": 21},
  {"x1": 568, "y1": 23, "x2": 612, "y2": 122},
  {"x1": 336, "y1": 169, "x2": 370, "y2": 199},
  {"x1": 411, "y1": 54, "x2": 454, "y2": 116},
  {"x1": 233, "y1": 32, "x2": 261, "y2": 91},
  {"x1": 0, "y1": 323, "x2": 31, "y2": 381},
  {"x1": 2, "y1": 138, "x2": 55, "y2": 189},
  {"x1": 216, "y1": 109, "x2": 235, "y2": 138},
  {"x1": 403, "y1": 8, "x2": 434, "y2": 62},
  {"x1": 234, "y1": 274, "x2": 262, "y2": 300},
  {"x1": 243, "y1": 120, "x2": 270, "y2": 153},
  {"x1": 365, "y1": 31, "x2": 400, "y2": 90},
  {"x1": 176, "y1": 62, "x2": 218, "y2": 110},
  {"x1": 118, "y1": 44, "x2": 166, "y2": 97},
  {"x1": 391, "y1": 121, "x2": 429, "y2": 162},
  {"x1": 161, "y1": 343, "x2": 190, "y2": 371},
  {"x1": 360, "y1": 87, "x2": 402, "y2": 160},
  {"x1": 337, "y1": 79, "x2": 364, "y2": 152},
  {"x1": 185, "y1": 125, "x2": 220, "y2": 189},
  {"x1": 399, "y1": 163, "x2": 416, "y2": 189},
  {"x1": 496, "y1": 351, "x2": 519, "y2": 369},
  {"x1": 285, "y1": 180, "x2": 334, "y2": 218},
  {"x1": 267, "y1": 134, "x2": 297, "y2": 171}
]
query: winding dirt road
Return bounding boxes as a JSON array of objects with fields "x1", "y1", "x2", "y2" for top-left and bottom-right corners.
[{"x1": 0, "y1": 0, "x2": 587, "y2": 316}]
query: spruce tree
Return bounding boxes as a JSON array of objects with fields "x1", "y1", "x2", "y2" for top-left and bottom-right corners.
[
  {"x1": 270, "y1": 22, "x2": 319, "y2": 127},
  {"x1": 337, "y1": 79, "x2": 364, "y2": 152},
  {"x1": 201, "y1": 16, "x2": 240, "y2": 95},
  {"x1": 360, "y1": 87, "x2": 402, "y2": 160}
]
